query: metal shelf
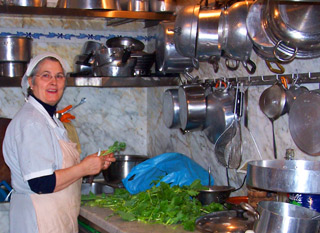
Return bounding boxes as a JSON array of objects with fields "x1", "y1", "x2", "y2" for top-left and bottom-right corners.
[
  {"x1": 0, "y1": 5, "x2": 175, "y2": 22},
  {"x1": 66, "y1": 75, "x2": 180, "y2": 87},
  {"x1": 0, "y1": 75, "x2": 180, "y2": 87},
  {"x1": 215, "y1": 72, "x2": 320, "y2": 86}
]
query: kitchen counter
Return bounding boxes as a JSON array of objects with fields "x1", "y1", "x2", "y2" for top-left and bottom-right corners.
[{"x1": 80, "y1": 205, "x2": 201, "y2": 233}]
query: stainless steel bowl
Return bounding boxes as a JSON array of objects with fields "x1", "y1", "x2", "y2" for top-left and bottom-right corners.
[
  {"x1": 197, "y1": 185, "x2": 236, "y2": 205},
  {"x1": 102, "y1": 155, "x2": 148, "y2": 187}
]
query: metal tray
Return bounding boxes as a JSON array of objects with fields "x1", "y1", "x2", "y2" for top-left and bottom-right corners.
[{"x1": 246, "y1": 160, "x2": 320, "y2": 194}]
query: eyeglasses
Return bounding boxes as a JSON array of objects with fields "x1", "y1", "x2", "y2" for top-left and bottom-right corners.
[{"x1": 35, "y1": 72, "x2": 66, "y2": 81}]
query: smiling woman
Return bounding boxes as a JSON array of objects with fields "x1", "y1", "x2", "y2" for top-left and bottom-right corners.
[
  {"x1": 27, "y1": 58, "x2": 66, "y2": 106},
  {"x1": 3, "y1": 52, "x2": 116, "y2": 233}
]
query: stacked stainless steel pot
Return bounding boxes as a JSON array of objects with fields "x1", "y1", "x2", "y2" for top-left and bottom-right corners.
[
  {"x1": 0, "y1": 36, "x2": 33, "y2": 77},
  {"x1": 74, "y1": 37, "x2": 155, "y2": 77}
]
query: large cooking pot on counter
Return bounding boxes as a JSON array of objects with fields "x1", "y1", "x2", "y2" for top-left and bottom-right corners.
[
  {"x1": 102, "y1": 155, "x2": 148, "y2": 187},
  {"x1": 249, "y1": 201, "x2": 320, "y2": 233}
]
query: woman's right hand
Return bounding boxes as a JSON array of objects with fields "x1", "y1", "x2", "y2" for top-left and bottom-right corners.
[{"x1": 81, "y1": 152, "x2": 114, "y2": 176}]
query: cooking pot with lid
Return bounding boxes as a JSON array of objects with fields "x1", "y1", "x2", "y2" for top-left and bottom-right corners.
[{"x1": 150, "y1": 0, "x2": 176, "y2": 12}]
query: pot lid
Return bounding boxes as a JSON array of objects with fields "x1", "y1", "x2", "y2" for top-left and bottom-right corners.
[
  {"x1": 196, "y1": 210, "x2": 255, "y2": 233},
  {"x1": 173, "y1": 4, "x2": 200, "y2": 58}
]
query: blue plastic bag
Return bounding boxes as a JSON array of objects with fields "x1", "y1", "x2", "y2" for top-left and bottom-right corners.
[{"x1": 122, "y1": 152, "x2": 214, "y2": 194}]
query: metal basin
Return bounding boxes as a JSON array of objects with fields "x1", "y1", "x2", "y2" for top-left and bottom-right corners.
[
  {"x1": 246, "y1": 160, "x2": 320, "y2": 194},
  {"x1": 197, "y1": 185, "x2": 235, "y2": 205},
  {"x1": 81, "y1": 182, "x2": 114, "y2": 195},
  {"x1": 102, "y1": 155, "x2": 148, "y2": 187}
]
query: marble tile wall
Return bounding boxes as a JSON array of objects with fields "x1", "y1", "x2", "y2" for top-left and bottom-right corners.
[{"x1": 0, "y1": 6, "x2": 319, "y2": 196}]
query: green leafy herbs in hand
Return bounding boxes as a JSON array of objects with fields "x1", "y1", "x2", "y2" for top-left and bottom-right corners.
[
  {"x1": 101, "y1": 141, "x2": 126, "y2": 156},
  {"x1": 82, "y1": 179, "x2": 224, "y2": 231}
]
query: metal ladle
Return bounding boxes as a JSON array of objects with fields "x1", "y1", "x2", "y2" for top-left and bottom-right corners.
[
  {"x1": 56, "y1": 97, "x2": 87, "y2": 119},
  {"x1": 259, "y1": 79, "x2": 287, "y2": 159}
]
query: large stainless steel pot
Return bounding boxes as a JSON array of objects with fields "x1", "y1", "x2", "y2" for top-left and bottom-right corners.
[
  {"x1": 0, "y1": 62, "x2": 27, "y2": 77},
  {"x1": 155, "y1": 21, "x2": 194, "y2": 74},
  {"x1": 162, "y1": 88, "x2": 180, "y2": 129},
  {"x1": 0, "y1": 36, "x2": 32, "y2": 62},
  {"x1": 254, "y1": 201, "x2": 320, "y2": 233},
  {"x1": 246, "y1": 160, "x2": 320, "y2": 194},
  {"x1": 102, "y1": 155, "x2": 148, "y2": 187},
  {"x1": 57, "y1": 0, "x2": 117, "y2": 9},
  {"x1": 178, "y1": 84, "x2": 206, "y2": 131},
  {"x1": 92, "y1": 47, "x2": 124, "y2": 66},
  {"x1": 220, "y1": 1, "x2": 253, "y2": 62},
  {"x1": 204, "y1": 87, "x2": 236, "y2": 144},
  {"x1": 247, "y1": 0, "x2": 292, "y2": 63},
  {"x1": 196, "y1": 7, "x2": 222, "y2": 62},
  {"x1": 262, "y1": 0, "x2": 320, "y2": 59},
  {"x1": 173, "y1": 4, "x2": 200, "y2": 58},
  {"x1": 150, "y1": 0, "x2": 175, "y2": 12},
  {"x1": 92, "y1": 57, "x2": 136, "y2": 77},
  {"x1": 128, "y1": 0, "x2": 149, "y2": 11},
  {"x1": 6, "y1": 0, "x2": 46, "y2": 6}
]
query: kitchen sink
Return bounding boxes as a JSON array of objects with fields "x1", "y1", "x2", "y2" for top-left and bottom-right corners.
[{"x1": 81, "y1": 181, "x2": 114, "y2": 195}]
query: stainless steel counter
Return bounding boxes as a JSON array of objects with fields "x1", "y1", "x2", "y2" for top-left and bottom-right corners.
[{"x1": 80, "y1": 205, "x2": 201, "y2": 233}]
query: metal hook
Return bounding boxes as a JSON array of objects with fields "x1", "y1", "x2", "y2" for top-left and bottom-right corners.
[{"x1": 308, "y1": 72, "x2": 317, "y2": 80}]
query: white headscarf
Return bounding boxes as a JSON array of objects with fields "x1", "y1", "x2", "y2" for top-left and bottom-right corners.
[{"x1": 21, "y1": 52, "x2": 70, "y2": 96}]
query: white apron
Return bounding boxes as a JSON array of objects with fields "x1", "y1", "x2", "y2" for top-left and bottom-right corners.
[{"x1": 29, "y1": 99, "x2": 82, "y2": 233}]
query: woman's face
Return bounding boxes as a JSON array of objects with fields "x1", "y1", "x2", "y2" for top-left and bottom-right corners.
[{"x1": 28, "y1": 59, "x2": 66, "y2": 106}]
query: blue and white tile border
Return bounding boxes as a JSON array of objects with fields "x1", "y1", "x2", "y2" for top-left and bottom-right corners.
[{"x1": 0, "y1": 28, "x2": 156, "y2": 44}]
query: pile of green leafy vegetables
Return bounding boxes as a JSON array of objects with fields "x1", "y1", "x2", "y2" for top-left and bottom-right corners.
[{"x1": 82, "y1": 179, "x2": 225, "y2": 231}]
